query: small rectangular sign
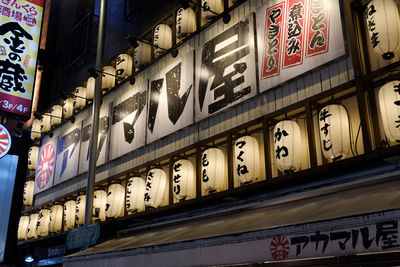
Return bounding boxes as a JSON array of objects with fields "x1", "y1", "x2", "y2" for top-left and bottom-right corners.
[{"x1": 66, "y1": 223, "x2": 100, "y2": 250}]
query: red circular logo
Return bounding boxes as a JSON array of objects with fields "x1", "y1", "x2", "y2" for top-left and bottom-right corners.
[
  {"x1": 0, "y1": 124, "x2": 11, "y2": 159},
  {"x1": 36, "y1": 144, "x2": 55, "y2": 189},
  {"x1": 270, "y1": 234, "x2": 290, "y2": 261}
]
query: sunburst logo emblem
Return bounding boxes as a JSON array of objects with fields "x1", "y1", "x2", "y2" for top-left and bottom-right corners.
[
  {"x1": 0, "y1": 124, "x2": 11, "y2": 159},
  {"x1": 37, "y1": 144, "x2": 55, "y2": 189}
]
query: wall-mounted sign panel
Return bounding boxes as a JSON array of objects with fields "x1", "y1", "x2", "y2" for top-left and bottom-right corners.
[
  {"x1": 0, "y1": 0, "x2": 44, "y2": 118},
  {"x1": 195, "y1": 14, "x2": 257, "y2": 122},
  {"x1": 0, "y1": 123, "x2": 11, "y2": 158},
  {"x1": 34, "y1": 135, "x2": 57, "y2": 194},
  {"x1": 147, "y1": 50, "x2": 194, "y2": 143},
  {"x1": 257, "y1": 0, "x2": 345, "y2": 92}
]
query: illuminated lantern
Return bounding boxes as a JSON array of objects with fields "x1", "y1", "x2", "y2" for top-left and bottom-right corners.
[
  {"x1": 273, "y1": 120, "x2": 301, "y2": 173},
  {"x1": 318, "y1": 104, "x2": 351, "y2": 161},
  {"x1": 26, "y1": 213, "x2": 38, "y2": 239},
  {"x1": 201, "y1": 0, "x2": 224, "y2": 20},
  {"x1": 126, "y1": 177, "x2": 146, "y2": 214},
  {"x1": 41, "y1": 114, "x2": 51, "y2": 133},
  {"x1": 28, "y1": 146, "x2": 39, "y2": 170},
  {"x1": 17, "y1": 215, "x2": 30, "y2": 241},
  {"x1": 154, "y1": 24, "x2": 172, "y2": 55},
  {"x1": 366, "y1": 0, "x2": 400, "y2": 60},
  {"x1": 102, "y1": 66, "x2": 116, "y2": 89},
  {"x1": 23, "y1": 180, "x2": 35, "y2": 207},
  {"x1": 36, "y1": 208, "x2": 50, "y2": 237},
  {"x1": 86, "y1": 77, "x2": 95, "y2": 100},
  {"x1": 116, "y1": 53, "x2": 133, "y2": 80},
  {"x1": 176, "y1": 8, "x2": 196, "y2": 39},
  {"x1": 63, "y1": 200, "x2": 76, "y2": 231},
  {"x1": 50, "y1": 105, "x2": 63, "y2": 127},
  {"x1": 74, "y1": 86, "x2": 87, "y2": 109},
  {"x1": 173, "y1": 159, "x2": 195, "y2": 201},
  {"x1": 144, "y1": 168, "x2": 167, "y2": 209},
  {"x1": 134, "y1": 42, "x2": 152, "y2": 68},
  {"x1": 63, "y1": 97, "x2": 74, "y2": 119},
  {"x1": 93, "y1": 189, "x2": 107, "y2": 222},
  {"x1": 106, "y1": 183, "x2": 125, "y2": 218},
  {"x1": 31, "y1": 118, "x2": 41, "y2": 139},
  {"x1": 75, "y1": 195, "x2": 86, "y2": 226},
  {"x1": 201, "y1": 148, "x2": 226, "y2": 193},
  {"x1": 234, "y1": 135, "x2": 261, "y2": 184},
  {"x1": 49, "y1": 204, "x2": 63, "y2": 233},
  {"x1": 379, "y1": 80, "x2": 400, "y2": 145}
]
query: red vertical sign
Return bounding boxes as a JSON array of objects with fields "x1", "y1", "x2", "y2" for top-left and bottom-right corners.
[{"x1": 306, "y1": 0, "x2": 329, "y2": 57}]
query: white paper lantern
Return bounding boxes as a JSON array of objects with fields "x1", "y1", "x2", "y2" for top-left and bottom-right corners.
[
  {"x1": 318, "y1": 104, "x2": 351, "y2": 161},
  {"x1": 273, "y1": 120, "x2": 302, "y2": 173},
  {"x1": 102, "y1": 66, "x2": 116, "y2": 89},
  {"x1": 63, "y1": 97, "x2": 74, "y2": 119},
  {"x1": 75, "y1": 195, "x2": 86, "y2": 226},
  {"x1": 173, "y1": 159, "x2": 195, "y2": 201},
  {"x1": 93, "y1": 190, "x2": 107, "y2": 222},
  {"x1": 18, "y1": 215, "x2": 30, "y2": 241},
  {"x1": 234, "y1": 135, "x2": 261, "y2": 184},
  {"x1": 26, "y1": 213, "x2": 38, "y2": 239},
  {"x1": 23, "y1": 180, "x2": 35, "y2": 207},
  {"x1": 144, "y1": 168, "x2": 167, "y2": 208},
  {"x1": 49, "y1": 204, "x2": 63, "y2": 233},
  {"x1": 134, "y1": 42, "x2": 152, "y2": 68},
  {"x1": 41, "y1": 114, "x2": 51, "y2": 133},
  {"x1": 63, "y1": 200, "x2": 76, "y2": 231},
  {"x1": 154, "y1": 24, "x2": 172, "y2": 55},
  {"x1": 202, "y1": 0, "x2": 224, "y2": 20},
  {"x1": 379, "y1": 80, "x2": 400, "y2": 145},
  {"x1": 176, "y1": 8, "x2": 196, "y2": 39},
  {"x1": 126, "y1": 177, "x2": 146, "y2": 214},
  {"x1": 106, "y1": 183, "x2": 125, "y2": 218},
  {"x1": 116, "y1": 53, "x2": 133, "y2": 80},
  {"x1": 36, "y1": 208, "x2": 50, "y2": 237},
  {"x1": 74, "y1": 86, "x2": 87, "y2": 109},
  {"x1": 50, "y1": 105, "x2": 63, "y2": 127},
  {"x1": 86, "y1": 77, "x2": 95, "y2": 100},
  {"x1": 201, "y1": 148, "x2": 226, "y2": 193},
  {"x1": 28, "y1": 146, "x2": 39, "y2": 170},
  {"x1": 366, "y1": 0, "x2": 400, "y2": 60},
  {"x1": 31, "y1": 118, "x2": 41, "y2": 140}
]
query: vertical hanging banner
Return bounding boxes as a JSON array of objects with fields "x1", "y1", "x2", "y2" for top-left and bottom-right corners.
[
  {"x1": 0, "y1": 0, "x2": 44, "y2": 118},
  {"x1": 34, "y1": 135, "x2": 57, "y2": 194},
  {"x1": 257, "y1": 0, "x2": 345, "y2": 92},
  {"x1": 195, "y1": 14, "x2": 257, "y2": 122},
  {"x1": 147, "y1": 50, "x2": 194, "y2": 143}
]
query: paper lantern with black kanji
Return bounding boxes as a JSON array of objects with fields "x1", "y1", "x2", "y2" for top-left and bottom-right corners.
[
  {"x1": 49, "y1": 204, "x2": 63, "y2": 233},
  {"x1": 17, "y1": 215, "x2": 30, "y2": 241},
  {"x1": 366, "y1": 0, "x2": 400, "y2": 60},
  {"x1": 63, "y1": 97, "x2": 74, "y2": 119},
  {"x1": 31, "y1": 118, "x2": 41, "y2": 140},
  {"x1": 28, "y1": 146, "x2": 39, "y2": 170},
  {"x1": 75, "y1": 195, "x2": 86, "y2": 226},
  {"x1": 63, "y1": 200, "x2": 76, "y2": 231},
  {"x1": 41, "y1": 114, "x2": 51, "y2": 133},
  {"x1": 173, "y1": 159, "x2": 195, "y2": 201},
  {"x1": 273, "y1": 120, "x2": 302, "y2": 173},
  {"x1": 154, "y1": 24, "x2": 172, "y2": 55},
  {"x1": 379, "y1": 80, "x2": 400, "y2": 145},
  {"x1": 23, "y1": 180, "x2": 34, "y2": 207},
  {"x1": 93, "y1": 189, "x2": 107, "y2": 222},
  {"x1": 86, "y1": 77, "x2": 95, "y2": 100},
  {"x1": 134, "y1": 42, "x2": 152, "y2": 68},
  {"x1": 36, "y1": 208, "x2": 50, "y2": 237},
  {"x1": 234, "y1": 135, "x2": 261, "y2": 184},
  {"x1": 126, "y1": 177, "x2": 146, "y2": 214},
  {"x1": 106, "y1": 183, "x2": 125, "y2": 218},
  {"x1": 102, "y1": 66, "x2": 116, "y2": 89},
  {"x1": 26, "y1": 213, "x2": 38, "y2": 239},
  {"x1": 318, "y1": 104, "x2": 351, "y2": 161},
  {"x1": 201, "y1": 148, "x2": 226, "y2": 193},
  {"x1": 116, "y1": 53, "x2": 133, "y2": 80},
  {"x1": 144, "y1": 168, "x2": 167, "y2": 209},
  {"x1": 74, "y1": 86, "x2": 87, "y2": 109},
  {"x1": 176, "y1": 8, "x2": 196, "y2": 39},
  {"x1": 50, "y1": 105, "x2": 63, "y2": 127},
  {"x1": 201, "y1": 0, "x2": 224, "y2": 20}
]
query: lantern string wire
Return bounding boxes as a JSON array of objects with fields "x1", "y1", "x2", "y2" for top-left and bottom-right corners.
[{"x1": 354, "y1": 122, "x2": 362, "y2": 156}]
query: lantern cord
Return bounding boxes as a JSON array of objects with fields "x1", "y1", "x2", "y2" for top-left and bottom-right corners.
[
  {"x1": 343, "y1": 104, "x2": 356, "y2": 157},
  {"x1": 354, "y1": 122, "x2": 362, "y2": 156}
]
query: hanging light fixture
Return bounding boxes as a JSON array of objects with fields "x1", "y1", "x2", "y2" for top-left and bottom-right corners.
[
  {"x1": 49, "y1": 204, "x2": 63, "y2": 233},
  {"x1": 144, "y1": 168, "x2": 167, "y2": 209},
  {"x1": 30, "y1": 118, "x2": 41, "y2": 140},
  {"x1": 75, "y1": 195, "x2": 86, "y2": 226},
  {"x1": 318, "y1": 103, "x2": 351, "y2": 161},
  {"x1": 86, "y1": 77, "x2": 95, "y2": 100},
  {"x1": 234, "y1": 135, "x2": 261, "y2": 184},
  {"x1": 41, "y1": 114, "x2": 51, "y2": 133},
  {"x1": 116, "y1": 53, "x2": 133, "y2": 80},
  {"x1": 273, "y1": 120, "x2": 302, "y2": 174},
  {"x1": 106, "y1": 183, "x2": 125, "y2": 218},
  {"x1": 63, "y1": 97, "x2": 74, "y2": 119},
  {"x1": 36, "y1": 208, "x2": 50, "y2": 237},
  {"x1": 172, "y1": 159, "x2": 195, "y2": 202},
  {"x1": 102, "y1": 66, "x2": 116, "y2": 90},
  {"x1": 28, "y1": 146, "x2": 39, "y2": 171},
  {"x1": 74, "y1": 86, "x2": 87, "y2": 109},
  {"x1": 17, "y1": 215, "x2": 30, "y2": 241},
  {"x1": 63, "y1": 200, "x2": 76, "y2": 231},
  {"x1": 201, "y1": 147, "x2": 226, "y2": 193},
  {"x1": 93, "y1": 189, "x2": 107, "y2": 222},
  {"x1": 23, "y1": 180, "x2": 35, "y2": 208},
  {"x1": 154, "y1": 24, "x2": 173, "y2": 56},
  {"x1": 176, "y1": 7, "x2": 196, "y2": 39},
  {"x1": 134, "y1": 42, "x2": 152, "y2": 68},
  {"x1": 26, "y1": 213, "x2": 39, "y2": 239},
  {"x1": 201, "y1": 0, "x2": 224, "y2": 20},
  {"x1": 126, "y1": 176, "x2": 146, "y2": 214},
  {"x1": 379, "y1": 80, "x2": 400, "y2": 145},
  {"x1": 50, "y1": 105, "x2": 63, "y2": 127}
]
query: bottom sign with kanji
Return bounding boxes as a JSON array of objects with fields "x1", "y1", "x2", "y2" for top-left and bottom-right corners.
[{"x1": 66, "y1": 223, "x2": 100, "y2": 250}]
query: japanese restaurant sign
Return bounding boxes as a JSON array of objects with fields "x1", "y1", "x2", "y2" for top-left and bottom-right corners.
[{"x1": 0, "y1": 0, "x2": 44, "y2": 117}]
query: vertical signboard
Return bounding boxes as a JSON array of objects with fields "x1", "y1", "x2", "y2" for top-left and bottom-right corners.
[
  {"x1": 34, "y1": 134, "x2": 57, "y2": 194},
  {"x1": 0, "y1": 0, "x2": 44, "y2": 118}
]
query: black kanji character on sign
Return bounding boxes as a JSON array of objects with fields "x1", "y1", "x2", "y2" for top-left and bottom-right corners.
[
  {"x1": 202, "y1": 153, "x2": 209, "y2": 167},
  {"x1": 0, "y1": 59, "x2": 27, "y2": 92},
  {"x1": 287, "y1": 38, "x2": 301, "y2": 55},
  {"x1": 376, "y1": 221, "x2": 399, "y2": 249},
  {"x1": 202, "y1": 169, "x2": 209, "y2": 182},
  {"x1": 275, "y1": 145, "x2": 288, "y2": 159},
  {"x1": 173, "y1": 174, "x2": 181, "y2": 183},
  {"x1": 174, "y1": 185, "x2": 181, "y2": 195},
  {"x1": 310, "y1": 231, "x2": 329, "y2": 253},
  {"x1": 236, "y1": 150, "x2": 245, "y2": 162},
  {"x1": 174, "y1": 162, "x2": 182, "y2": 172},
  {"x1": 269, "y1": 9, "x2": 282, "y2": 24},
  {"x1": 289, "y1": 3, "x2": 303, "y2": 21},
  {"x1": 309, "y1": 30, "x2": 325, "y2": 49},
  {"x1": 235, "y1": 140, "x2": 246, "y2": 149},
  {"x1": 236, "y1": 164, "x2": 249, "y2": 176},
  {"x1": 370, "y1": 32, "x2": 380, "y2": 48},
  {"x1": 323, "y1": 139, "x2": 332, "y2": 151},
  {"x1": 291, "y1": 236, "x2": 309, "y2": 256},
  {"x1": 274, "y1": 127, "x2": 289, "y2": 143},
  {"x1": 319, "y1": 108, "x2": 332, "y2": 121},
  {"x1": 320, "y1": 123, "x2": 330, "y2": 136},
  {"x1": 144, "y1": 192, "x2": 151, "y2": 201}
]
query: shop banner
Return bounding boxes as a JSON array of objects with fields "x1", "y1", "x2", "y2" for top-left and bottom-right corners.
[{"x1": 34, "y1": 134, "x2": 57, "y2": 194}]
